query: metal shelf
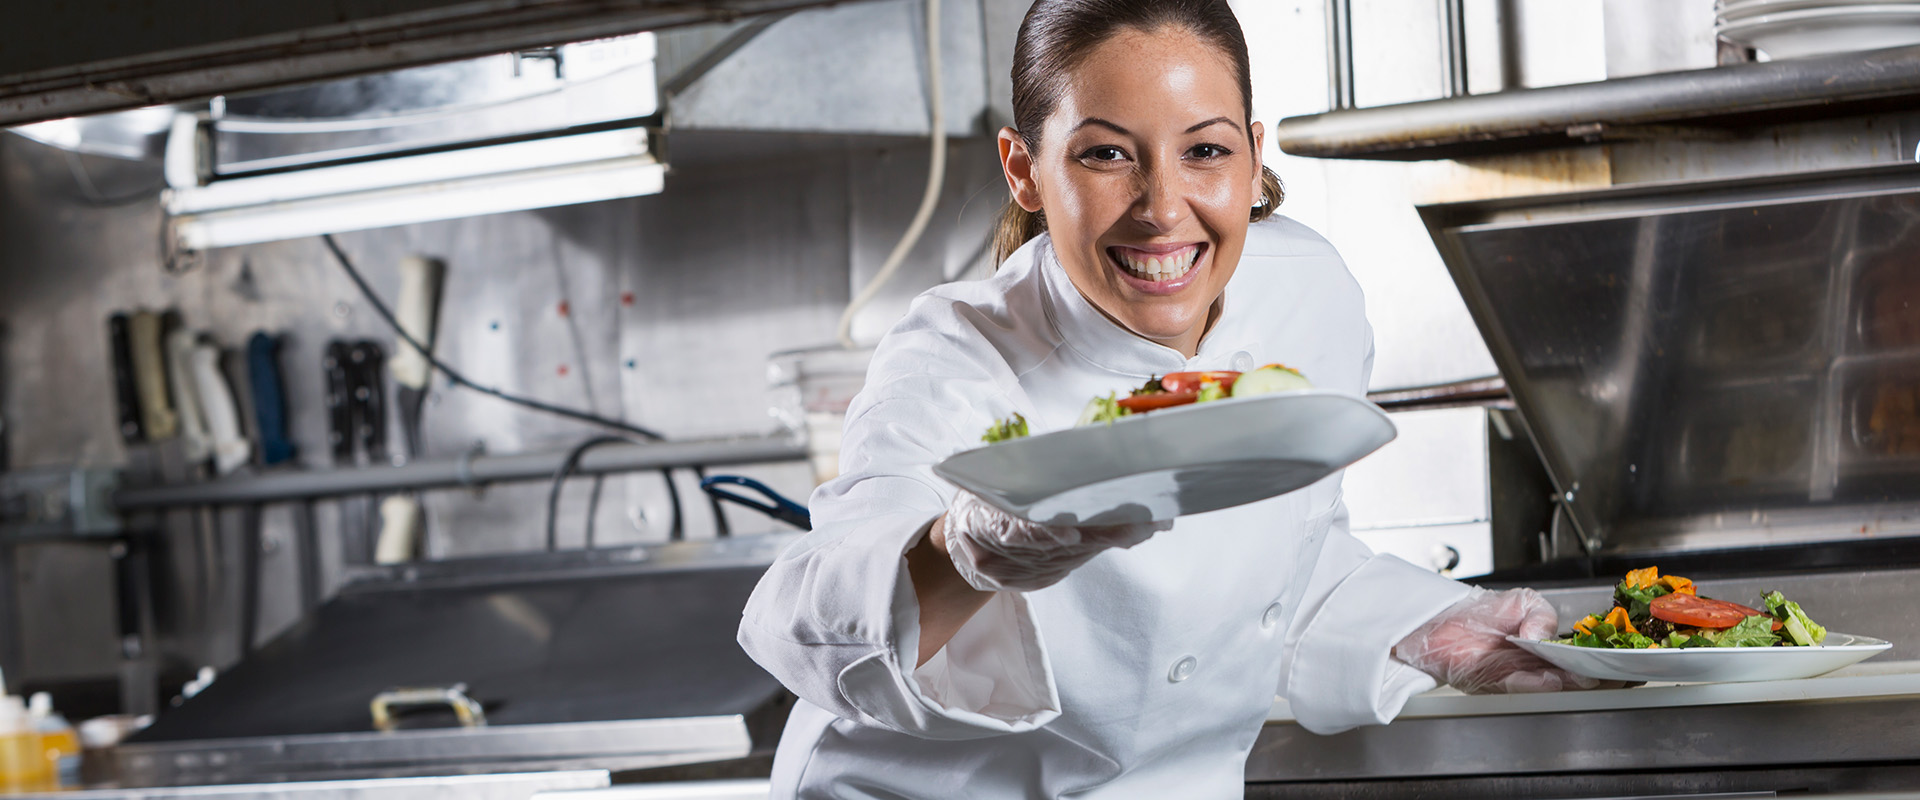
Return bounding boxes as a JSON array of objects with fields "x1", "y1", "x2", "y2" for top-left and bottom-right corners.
[{"x1": 1274, "y1": 44, "x2": 1920, "y2": 162}]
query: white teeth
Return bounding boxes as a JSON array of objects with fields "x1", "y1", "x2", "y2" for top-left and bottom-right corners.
[{"x1": 1117, "y1": 248, "x2": 1198, "y2": 282}]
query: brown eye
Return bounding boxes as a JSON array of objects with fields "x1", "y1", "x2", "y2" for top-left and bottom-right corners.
[
  {"x1": 1187, "y1": 144, "x2": 1232, "y2": 159},
  {"x1": 1078, "y1": 145, "x2": 1128, "y2": 162}
]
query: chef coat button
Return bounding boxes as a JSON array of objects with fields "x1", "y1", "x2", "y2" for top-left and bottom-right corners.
[
  {"x1": 1168, "y1": 655, "x2": 1198, "y2": 683},
  {"x1": 1261, "y1": 602, "x2": 1283, "y2": 630}
]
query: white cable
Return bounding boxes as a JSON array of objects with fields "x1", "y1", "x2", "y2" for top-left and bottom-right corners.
[{"x1": 836, "y1": 0, "x2": 947, "y2": 349}]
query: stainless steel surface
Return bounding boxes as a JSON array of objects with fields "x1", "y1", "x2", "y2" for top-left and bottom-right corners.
[
  {"x1": 665, "y1": 0, "x2": 986, "y2": 137},
  {"x1": 116, "y1": 717, "x2": 750, "y2": 786},
  {"x1": 1250, "y1": 567, "x2": 1920, "y2": 783},
  {"x1": 1274, "y1": 43, "x2": 1920, "y2": 160},
  {"x1": 534, "y1": 781, "x2": 770, "y2": 800},
  {"x1": 1439, "y1": 0, "x2": 1468, "y2": 100},
  {"x1": 1421, "y1": 161, "x2": 1920, "y2": 553},
  {"x1": 0, "y1": 0, "x2": 873, "y2": 128},
  {"x1": 2, "y1": 770, "x2": 610, "y2": 800},
  {"x1": 111, "y1": 436, "x2": 804, "y2": 510},
  {"x1": 1325, "y1": 0, "x2": 1356, "y2": 111},
  {"x1": 115, "y1": 554, "x2": 781, "y2": 785}
]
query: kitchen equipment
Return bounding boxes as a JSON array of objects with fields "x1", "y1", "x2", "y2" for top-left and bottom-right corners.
[
  {"x1": 245, "y1": 332, "x2": 294, "y2": 466},
  {"x1": 766, "y1": 346, "x2": 874, "y2": 485},
  {"x1": 107, "y1": 314, "x2": 144, "y2": 443},
  {"x1": 189, "y1": 341, "x2": 250, "y2": 476},
  {"x1": 127, "y1": 311, "x2": 176, "y2": 441},
  {"x1": 110, "y1": 537, "x2": 796, "y2": 787},
  {"x1": 389, "y1": 255, "x2": 443, "y2": 465},
  {"x1": 1717, "y1": 4, "x2": 1920, "y2": 59},
  {"x1": 698, "y1": 476, "x2": 810, "y2": 530},
  {"x1": 1507, "y1": 633, "x2": 1891, "y2": 682},
  {"x1": 163, "y1": 329, "x2": 212, "y2": 465},
  {"x1": 933, "y1": 391, "x2": 1396, "y2": 525}
]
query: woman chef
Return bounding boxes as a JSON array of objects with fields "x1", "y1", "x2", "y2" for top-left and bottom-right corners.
[{"x1": 739, "y1": 0, "x2": 1595, "y2": 796}]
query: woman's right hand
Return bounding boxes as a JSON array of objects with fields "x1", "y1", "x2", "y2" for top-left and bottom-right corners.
[{"x1": 941, "y1": 492, "x2": 1171, "y2": 592}]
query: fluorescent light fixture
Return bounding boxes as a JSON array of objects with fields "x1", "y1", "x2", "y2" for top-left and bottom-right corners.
[{"x1": 165, "y1": 127, "x2": 664, "y2": 250}]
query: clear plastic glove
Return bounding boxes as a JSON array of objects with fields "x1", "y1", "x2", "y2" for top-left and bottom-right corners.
[
  {"x1": 1393, "y1": 587, "x2": 1603, "y2": 694},
  {"x1": 943, "y1": 492, "x2": 1171, "y2": 592}
]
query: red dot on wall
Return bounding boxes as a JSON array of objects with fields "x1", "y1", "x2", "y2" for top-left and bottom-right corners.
[
  {"x1": 620, "y1": 292, "x2": 635, "y2": 306},
  {"x1": 557, "y1": 365, "x2": 570, "y2": 377},
  {"x1": 557, "y1": 300, "x2": 571, "y2": 317}
]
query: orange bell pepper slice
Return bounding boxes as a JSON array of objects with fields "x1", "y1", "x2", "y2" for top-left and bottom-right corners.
[
  {"x1": 1658, "y1": 575, "x2": 1696, "y2": 596},
  {"x1": 1573, "y1": 614, "x2": 1602, "y2": 635}
]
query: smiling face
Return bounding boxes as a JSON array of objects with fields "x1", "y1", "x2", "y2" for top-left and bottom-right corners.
[{"x1": 999, "y1": 24, "x2": 1266, "y2": 358}]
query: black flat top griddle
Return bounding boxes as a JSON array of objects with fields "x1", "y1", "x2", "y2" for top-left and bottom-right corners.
[{"x1": 131, "y1": 564, "x2": 782, "y2": 742}]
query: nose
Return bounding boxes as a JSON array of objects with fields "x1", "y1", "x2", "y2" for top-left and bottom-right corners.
[{"x1": 1130, "y1": 163, "x2": 1188, "y2": 233}]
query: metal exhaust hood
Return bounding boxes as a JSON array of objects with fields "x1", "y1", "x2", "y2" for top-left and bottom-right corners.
[{"x1": 1421, "y1": 162, "x2": 1920, "y2": 557}]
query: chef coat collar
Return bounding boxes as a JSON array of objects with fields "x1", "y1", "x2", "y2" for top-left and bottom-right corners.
[{"x1": 1035, "y1": 236, "x2": 1254, "y2": 377}]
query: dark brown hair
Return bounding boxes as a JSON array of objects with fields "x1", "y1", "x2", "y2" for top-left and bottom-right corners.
[{"x1": 993, "y1": 0, "x2": 1285, "y2": 265}]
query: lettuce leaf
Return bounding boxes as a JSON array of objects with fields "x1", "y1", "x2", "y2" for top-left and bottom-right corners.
[
  {"x1": 1074, "y1": 393, "x2": 1130, "y2": 426},
  {"x1": 981, "y1": 413, "x2": 1029, "y2": 443},
  {"x1": 1695, "y1": 614, "x2": 1780, "y2": 648},
  {"x1": 1614, "y1": 581, "x2": 1672, "y2": 623}
]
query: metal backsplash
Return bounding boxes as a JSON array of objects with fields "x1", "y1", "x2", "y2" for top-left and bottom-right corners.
[{"x1": 1422, "y1": 162, "x2": 1920, "y2": 555}]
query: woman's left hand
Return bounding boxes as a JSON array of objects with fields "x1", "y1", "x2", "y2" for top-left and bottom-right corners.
[{"x1": 1393, "y1": 587, "x2": 1604, "y2": 694}]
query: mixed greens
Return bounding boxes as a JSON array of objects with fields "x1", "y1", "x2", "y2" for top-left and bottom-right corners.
[
  {"x1": 1559, "y1": 567, "x2": 1829, "y2": 650},
  {"x1": 981, "y1": 364, "x2": 1312, "y2": 443}
]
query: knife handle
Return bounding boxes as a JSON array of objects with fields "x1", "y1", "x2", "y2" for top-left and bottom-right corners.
[
  {"x1": 129, "y1": 311, "x2": 177, "y2": 440},
  {"x1": 107, "y1": 314, "x2": 145, "y2": 443},
  {"x1": 247, "y1": 332, "x2": 295, "y2": 466},
  {"x1": 165, "y1": 328, "x2": 211, "y2": 463},
  {"x1": 191, "y1": 342, "x2": 251, "y2": 476},
  {"x1": 323, "y1": 341, "x2": 354, "y2": 464},
  {"x1": 390, "y1": 256, "x2": 445, "y2": 391}
]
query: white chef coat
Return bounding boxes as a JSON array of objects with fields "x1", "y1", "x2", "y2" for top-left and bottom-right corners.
[{"x1": 738, "y1": 216, "x2": 1472, "y2": 799}]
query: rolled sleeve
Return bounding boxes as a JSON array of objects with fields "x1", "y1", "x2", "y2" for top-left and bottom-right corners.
[
  {"x1": 1277, "y1": 496, "x2": 1470, "y2": 735},
  {"x1": 737, "y1": 389, "x2": 1063, "y2": 740}
]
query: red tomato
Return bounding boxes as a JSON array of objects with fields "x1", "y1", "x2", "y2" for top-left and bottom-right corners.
[
  {"x1": 1161, "y1": 371, "x2": 1241, "y2": 394},
  {"x1": 1649, "y1": 594, "x2": 1768, "y2": 630},
  {"x1": 1116, "y1": 391, "x2": 1199, "y2": 413}
]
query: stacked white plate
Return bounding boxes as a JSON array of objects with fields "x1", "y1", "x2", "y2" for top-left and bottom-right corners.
[{"x1": 1717, "y1": 0, "x2": 1920, "y2": 59}]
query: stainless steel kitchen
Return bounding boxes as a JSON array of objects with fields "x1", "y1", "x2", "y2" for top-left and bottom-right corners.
[{"x1": 4, "y1": 0, "x2": 1920, "y2": 798}]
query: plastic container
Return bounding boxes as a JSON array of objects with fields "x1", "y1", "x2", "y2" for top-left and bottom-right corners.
[
  {"x1": 28, "y1": 693, "x2": 77, "y2": 789},
  {"x1": 0, "y1": 694, "x2": 50, "y2": 792}
]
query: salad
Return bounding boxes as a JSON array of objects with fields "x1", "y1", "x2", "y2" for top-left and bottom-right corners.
[
  {"x1": 981, "y1": 364, "x2": 1313, "y2": 443},
  {"x1": 1559, "y1": 566, "x2": 1828, "y2": 650}
]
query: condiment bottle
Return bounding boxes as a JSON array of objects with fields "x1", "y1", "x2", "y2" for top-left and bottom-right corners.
[{"x1": 28, "y1": 693, "x2": 78, "y2": 788}]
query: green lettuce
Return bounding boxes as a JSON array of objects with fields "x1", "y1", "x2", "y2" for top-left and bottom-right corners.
[
  {"x1": 1075, "y1": 392, "x2": 1130, "y2": 426},
  {"x1": 981, "y1": 413, "x2": 1029, "y2": 443},
  {"x1": 1565, "y1": 622, "x2": 1657, "y2": 650},
  {"x1": 1195, "y1": 381, "x2": 1227, "y2": 404},
  {"x1": 1614, "y1": 581, "x2": 1672, "y2": 623},
  {"x1": 1694, "y1": 614, "x2": 1780, "y2": 648}
]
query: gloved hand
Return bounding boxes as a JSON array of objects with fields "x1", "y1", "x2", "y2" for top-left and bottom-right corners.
[
  {"x1": 942, "y1": 492, "x2": 1171, "y2": 592},
  {"x1": 1393, "y1": 587, "x2": 1603, "y2": 694}
]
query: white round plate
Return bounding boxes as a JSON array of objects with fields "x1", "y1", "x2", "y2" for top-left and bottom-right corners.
[
  {"x1": 932, "y1": 390, "x2": 1395, "y2": 526},
  {"x1": 1717, "y1": 0, "x2": 1916, "y2": 23},
  {"x1": 1507, "y1": 633, "x2": 1892, "y2": 683},
  {"x1": 1716, "y1": 5, "x2": 1920, "y2": 59}
]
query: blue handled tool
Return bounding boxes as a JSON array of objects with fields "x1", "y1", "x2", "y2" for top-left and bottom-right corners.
[
  {"x1": 699, "y1": 475, "x2": 811, "y2": 531},
  {"x1": 247, "y1": 332, "x2": 296, "y2": 466}
]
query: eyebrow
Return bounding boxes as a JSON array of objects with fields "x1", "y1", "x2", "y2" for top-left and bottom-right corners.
[{"x1": 1071, "y1": 116, "x2": 1244, "y2": 136}]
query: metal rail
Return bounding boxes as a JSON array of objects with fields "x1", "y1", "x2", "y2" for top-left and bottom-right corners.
[
  {"x1": 1276, "y1": 43, "x2": 1920, "y2": 161},
  {"x1": 112, "y1": 435, "x2": 806, "y2": 510}
]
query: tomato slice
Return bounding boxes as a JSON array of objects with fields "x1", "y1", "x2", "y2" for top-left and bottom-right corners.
[
  {"x1": 1116, "y1": 391, "x2": 1199, "y2": 412},
  {"x1": 1161, "y1": 371, "x2": 1240, "y2": 394},
  {"x1": 1649, "y1": 593, "x2": 1768, "y2": 629}
]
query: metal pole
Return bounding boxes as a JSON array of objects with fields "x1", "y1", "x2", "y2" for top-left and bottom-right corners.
[
  {"x1": 1441, "y1": 0, "x2": 1469, "y2": 99},
  {"x1": 113, "y1": 435, "x2": 807, "y2": 510},
  {"x1": 1327, "y1": 0, "x2": 1356, "y2": 111}
]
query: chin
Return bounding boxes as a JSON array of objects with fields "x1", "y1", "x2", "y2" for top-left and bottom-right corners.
[{"x1": 1118, "y1": 308, "x2": 1207, "y2": 343}]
